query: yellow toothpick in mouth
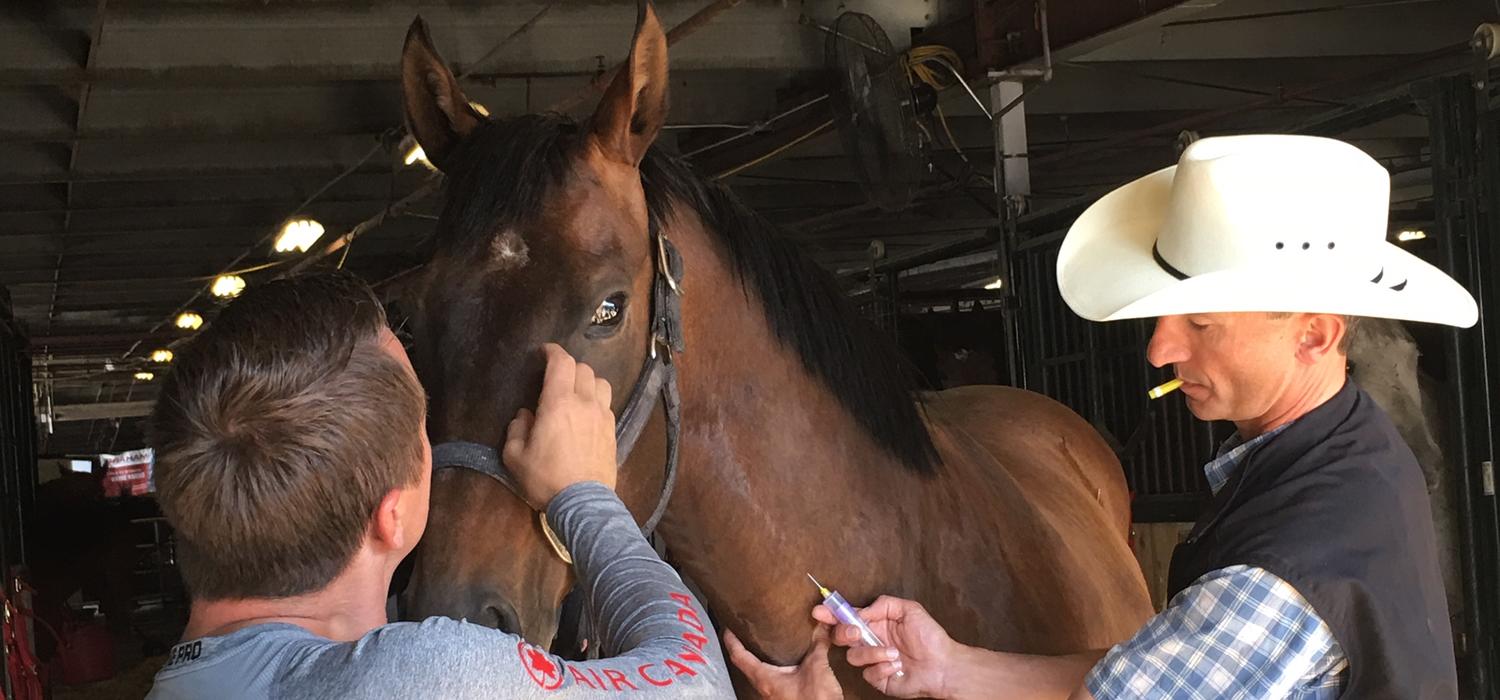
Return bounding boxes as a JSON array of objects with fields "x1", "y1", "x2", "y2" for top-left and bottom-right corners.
[{"x1": 1148, "y1": 378, "x2": 1185, "y2": 400}]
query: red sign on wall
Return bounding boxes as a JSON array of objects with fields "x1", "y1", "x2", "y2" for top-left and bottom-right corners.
[{"x1": 101, "y1": 449, "x2": 153, "y2": 497}]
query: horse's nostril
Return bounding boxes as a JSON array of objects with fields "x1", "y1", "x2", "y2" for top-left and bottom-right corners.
[{"x1": 486, "y1": 601, "x2": 522, "y2": 635}]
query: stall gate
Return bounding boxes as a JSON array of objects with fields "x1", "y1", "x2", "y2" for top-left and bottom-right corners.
[
  {"x1": 0, "y1": 288, "x2": 34, "y2": 570},
  {"x1": 1427, "y1": 74, "x2": 1500, "y2": 700},
  {"x1": 0, "y1": 286, "x2": 37, "y2": 700},
  {"x1": 1009, "y1": 232, "x2": 1220, "y2": 522}
]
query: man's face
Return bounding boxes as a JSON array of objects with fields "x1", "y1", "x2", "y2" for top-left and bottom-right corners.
[
  {"x1": 378, "y1": 327, "x2": 432, "y2": 552},
  {"x1": 1146, "y1": 312, "x2": 1304, "y2": 423}
]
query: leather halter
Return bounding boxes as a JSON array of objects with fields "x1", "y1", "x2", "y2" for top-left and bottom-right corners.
[{"x1": 429, "y1": 215, "x2": 686, "y2": 563}]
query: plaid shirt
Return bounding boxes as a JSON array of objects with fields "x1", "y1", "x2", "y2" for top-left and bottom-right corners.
[{"x1": 1086, "y1": 428, "x2": 1349, "y2": 699}]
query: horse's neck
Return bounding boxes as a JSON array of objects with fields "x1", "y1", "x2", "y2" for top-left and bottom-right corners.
[{"x1": 655, "y1": 216, "x2": 931, "y2": 662}]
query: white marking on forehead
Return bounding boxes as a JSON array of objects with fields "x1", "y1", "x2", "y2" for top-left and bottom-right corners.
[{"x1": 488, "y1": 231, "x2": 530, "y2": 271}]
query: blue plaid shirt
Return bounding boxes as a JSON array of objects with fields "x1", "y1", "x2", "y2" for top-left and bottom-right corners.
[{"x1": 1086, "y1": 428, "x2": 1349, "y2": 699}]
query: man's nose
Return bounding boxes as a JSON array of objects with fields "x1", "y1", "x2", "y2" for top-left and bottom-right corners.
[{"x1": 1146, "y1": 317, "x2": 1189, "y2": 368}]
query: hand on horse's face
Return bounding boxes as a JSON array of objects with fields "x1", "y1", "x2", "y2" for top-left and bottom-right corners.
[
  {"x1": 831, "y1": 596, "x2": 956, "y2": 699},
  {"x1": 501, "y1": 343, "x2": 618, "y2": 508}
]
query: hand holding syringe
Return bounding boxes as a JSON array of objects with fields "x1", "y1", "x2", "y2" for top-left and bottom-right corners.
[{"x1": 808, "y1": 574, "x2": 904, "y2": 678}]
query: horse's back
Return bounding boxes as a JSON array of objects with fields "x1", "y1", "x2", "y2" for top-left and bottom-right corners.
[
  {"x1": 918, "y1": 385, "x2": 1153, "y2": 651},
  {"x1": 924, "y1": 385, "x2": 1131, "y2": 532}
]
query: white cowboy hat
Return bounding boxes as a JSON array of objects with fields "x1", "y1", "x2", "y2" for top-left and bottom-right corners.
[{"x1": 1056, "y1": 134, "x2": 1477, "y2": 328}]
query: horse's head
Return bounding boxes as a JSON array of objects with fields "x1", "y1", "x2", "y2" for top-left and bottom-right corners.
[{"x1": 397, "y1": 4, "x2": 672, "y2": 644}]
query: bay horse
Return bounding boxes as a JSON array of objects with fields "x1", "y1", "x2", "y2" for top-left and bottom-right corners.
[{"x1": 397, "y1": 4, "x2": 1152, "y2": 694}]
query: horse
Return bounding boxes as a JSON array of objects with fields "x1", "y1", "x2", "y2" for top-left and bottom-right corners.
[{"x1": 396, "y1": 4, "x2": 1152, "y2": 694}]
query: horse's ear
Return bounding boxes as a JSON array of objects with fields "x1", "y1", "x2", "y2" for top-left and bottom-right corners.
[
  {"x1": 401, "y1": 16, "x2": 483, "y2": 171},
  {"x1": 589, "y1": 1, "x2": 668, "y2": 167}
]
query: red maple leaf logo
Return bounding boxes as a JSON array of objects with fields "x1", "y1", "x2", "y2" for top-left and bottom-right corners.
[
  {"x1": 517, "y1": 642, "x2": 564, "y2": 690},
  {"x1": 527, "y1": 648, "x2": 557, "y2": 678}
]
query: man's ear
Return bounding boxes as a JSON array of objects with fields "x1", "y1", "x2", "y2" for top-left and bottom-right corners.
[
  {"x1": 370, "y1": 488, "x2": 407, "y2": 551},
  {"x1": 1297, "y1": 313, "x2": 1345, "y2": 364}
]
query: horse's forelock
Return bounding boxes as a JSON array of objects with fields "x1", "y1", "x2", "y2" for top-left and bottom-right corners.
[{"x1": 432, "y1": 114, "x2": 582, "y2": 256}]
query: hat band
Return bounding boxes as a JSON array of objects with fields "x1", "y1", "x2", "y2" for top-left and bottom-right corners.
[
  {"x1": 1154, "y1": 240, "x2": 1411, "y2": 293},
  {"x1": 1151, "y1": 241, "x2": 1191, "y2": 281}
]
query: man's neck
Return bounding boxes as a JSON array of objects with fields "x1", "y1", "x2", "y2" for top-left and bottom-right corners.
[
  {"x1": 183, "y1": 557, "x2": 393, "y2": 643},
  {"x1": 1235, "y1": 361, "x2": 1346, "y2": 439}
]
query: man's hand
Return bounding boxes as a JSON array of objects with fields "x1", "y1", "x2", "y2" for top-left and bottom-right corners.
[
  {"x1": 821, "y1": 595, "x2": 957, "y2": 699},
  {"x1": 723, "y1": 618, "x2": 843, "y2": 700},
  {"x1": 502, "y1": 344, "x2": 616, "y2": 508}
]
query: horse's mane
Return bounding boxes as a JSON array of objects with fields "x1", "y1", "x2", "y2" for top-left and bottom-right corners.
[{"x1": 435, "y1": 113, "x2": 939, "y2": 474}]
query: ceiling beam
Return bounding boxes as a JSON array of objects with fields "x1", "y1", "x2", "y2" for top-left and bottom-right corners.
[
  {"x1": 46, "y1": 0, "x2": 110, "y2": 336},
  {"x1": 974, "y1": 0, "x2": 1200, "y2": 74},
  {"x1": 51, "y1": 400, "x2": 152, "y2": 422},
  {"x1": 30, "y1": 329, "x2": 183, "y2": 348},
  {"x1": 0, "y1": 193, "x2": 414, "y2": 217},
  {"x1": 0, "y1": 160, "x2": 399, "y2": 186}
]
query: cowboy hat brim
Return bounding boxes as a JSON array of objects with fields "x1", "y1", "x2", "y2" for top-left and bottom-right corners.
[{"x1": 1057, "y1": 166, "x2": 1479, "y2": 328}]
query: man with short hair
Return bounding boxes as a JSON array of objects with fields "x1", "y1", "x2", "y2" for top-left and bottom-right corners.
[
  {"x1": 729, "y1": 135, "x2": 1471, "y2": 699},
  {"x1": 146, "y1": 270, "x2": 731, "y2": 698}
]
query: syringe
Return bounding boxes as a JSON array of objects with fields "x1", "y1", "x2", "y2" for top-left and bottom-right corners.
[
  {"x1": 807, "y1": 574, "x2": 884, "y2": 647},
  {"x1": 808, "y1": 574, "x2": 904, "y2": 678}
]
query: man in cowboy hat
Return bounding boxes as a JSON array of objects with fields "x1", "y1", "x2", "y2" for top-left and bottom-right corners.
[{"x1": 727, "y1": 134, "x2": 1472, "y2": 699}]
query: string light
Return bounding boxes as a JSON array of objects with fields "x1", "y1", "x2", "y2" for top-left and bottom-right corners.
[
  {"x1": 133, "y1": 371, "x2": 155, "y2": 381},
  {"x1": 274, "y1": 218, "x2": 325, "y2": 254},
  {"x1": 151, "y1": 349, "x2": 174, "y2": 363},
  {"x1": 983, "y1": 278, "x2": 1004, "y2": 290},
  {"x1": 175, "y1": 311, "x2": 203, "y2": 330},
  {"x1": 211, "y1": 274, "x2": 246, "y2": 298},
  {"x1": 1396, "y1": 229, "x2": 1427, "y2": 242}
]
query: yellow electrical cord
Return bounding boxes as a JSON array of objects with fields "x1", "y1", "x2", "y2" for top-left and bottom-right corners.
[
  {"x1": 907, "y1": 45, "x2": 964, "y2": 91},
  {"x1": 714, "y1": 44, "x2": 966, "y2": 179},
  {"x1": 713, "y1": 119, "x2": 836, "y2": 180},
  {"x1": 905, "y1": 45, "x2": 969, "y2": 161}
]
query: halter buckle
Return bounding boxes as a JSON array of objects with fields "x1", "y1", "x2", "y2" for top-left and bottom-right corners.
[
  {"x1": 538, "y1": 512, "x2": 573, "y2": 565},
  {"x1": 657, "y1": 233, "x2": 682, "y2": 296},
  {"x1": 650, "y1": 330, "x2": 674, "y2": 361}
]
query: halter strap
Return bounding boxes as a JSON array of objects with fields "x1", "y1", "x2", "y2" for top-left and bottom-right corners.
[
  {"x1": 430, "y1": 214, "x2": 686, "y2": 556},
  {"x1": 430, "y1": 441, "x2": 518, "y2": 493}
]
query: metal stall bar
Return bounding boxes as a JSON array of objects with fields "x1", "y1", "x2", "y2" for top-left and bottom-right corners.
[
  {"x1": 1425, "y1": 72, "x2": 1499, "y2": 699},
  {"x1": 0, "y1": 286, "x2": 38, "y2": 700},
  {"x1": 0, "y1": 293, "x2": 34, "y2": 569}
]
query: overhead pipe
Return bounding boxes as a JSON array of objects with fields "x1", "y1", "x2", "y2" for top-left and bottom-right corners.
[
  {"x1": 1032, "y1": 39, "x2": 1472, "y2": 169},
  {"x1": 550, "y1": 0, "x2": 747, "y2": 113}
]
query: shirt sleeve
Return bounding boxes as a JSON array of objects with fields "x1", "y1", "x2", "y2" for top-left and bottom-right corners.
[
  {"x1": 278, "y1": 482, "x2": 732, "y2": 699},
  {"x1": 1085, "y1": 565, "x2": 1348, "y2": 700}
]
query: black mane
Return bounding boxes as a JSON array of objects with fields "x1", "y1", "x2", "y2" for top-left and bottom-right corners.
[{"x1": 434, "y1": 113, "x2": 939, "y2": 473}]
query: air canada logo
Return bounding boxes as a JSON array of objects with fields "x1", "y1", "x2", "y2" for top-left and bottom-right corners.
[{"x1": 518, "y1": 641, "x2": 564, "y2": 690}]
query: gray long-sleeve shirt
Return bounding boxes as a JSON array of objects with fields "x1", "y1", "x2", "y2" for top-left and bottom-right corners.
[{"x1": 146, "y1": 483, "x2": 732, "y2": 698}]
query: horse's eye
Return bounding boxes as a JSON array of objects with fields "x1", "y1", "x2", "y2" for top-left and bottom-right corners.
[{"x1": 591, "y1": 294, "x2": 626, "y2": 327}]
